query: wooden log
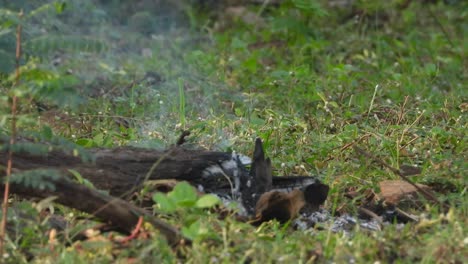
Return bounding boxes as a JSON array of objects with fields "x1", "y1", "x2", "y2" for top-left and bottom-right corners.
[
  {"x1": 1, "y1": 142, "x2": 238, "y2": 197},
  {"x1": 1, "y1": 137, "x2": 329, "y2": 228},
  {"x1": 7, "y1": 174, "x2": 183, "y2": 246}
]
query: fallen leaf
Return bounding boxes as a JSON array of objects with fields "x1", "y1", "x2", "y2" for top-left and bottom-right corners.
[
  {"x1": 48, "y1": 228, "x2": 57, "y2": 246},
  {"x1": 458, "y1": 102, "x2": 467, "y2": 112},
  {"x1": 379, "y1": 180, "x2": 434, "y2": 206},
  {"x1": 399, "y1": 148, "x2": 415, "y2": 157},
  {"x1": 145, "y1": 179, "x2": 179, "y2": 193}
]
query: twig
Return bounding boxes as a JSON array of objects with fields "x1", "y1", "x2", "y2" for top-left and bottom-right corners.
[
  {"x1": 353, "y1": 146, "x2": 449, "y2": 210},
  {"x1": 176, "y1": 130, "x2": 191, "y2": 146},
  {"x1": 399, "y1": 134, "x2": 419, "y2": 150},
  {"x1": 366, "y1": 84, "x2": 379, "y2": 119},
  {"x1": 395, "y1": 207, "x2": 419, "y2": 222},
  {"x1": 8, "y1": 175, "x2": 185, "y2": 246},
  {"x1": 358, "y1": 207, "x2": 383, "y2": 225},
  {"x1": 118, "y1": 216, "x2": 144, "y2": 243},
  {"x1": 397, "y1": 96, "x2": 409, "y2": 125},
  {"x1": 0, "y1": 10, "x2": 22, "y2": 255},
  {"x1": 398, "y1": 109, "x2": 426, "y2": 147}
]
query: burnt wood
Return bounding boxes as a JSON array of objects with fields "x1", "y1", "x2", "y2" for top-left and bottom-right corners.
[
  {"x1": 1, "y1": 137, "x2": 329, "y2": 231},
  {"x1": 7, "y1": 175, "x2": 183, "y2": 246}
]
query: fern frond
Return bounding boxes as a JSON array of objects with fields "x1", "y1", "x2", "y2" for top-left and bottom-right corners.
[
  {"x1": 22, "y1": 131, "x2": 95, "y2": 163},
  {"x1": 27, "y1": 3, "x2": 60, "y2": 19},
  {"x1": 25, "y1": 35, "x2": 108, "y2": 56},
  {"x1": 7, "y1": 142, "x2": 50, "y2": 156},
  {"x1": 9, "y1": 169, "x2": 61, "y2": 191},
  {"x1": 0, "y1": 8, "x2": 21, "y2": 26},
  {"x1": 0, "y1": 49, "x2": 14, "y2": 74}
]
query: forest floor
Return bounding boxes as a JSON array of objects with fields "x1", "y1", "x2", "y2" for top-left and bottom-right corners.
[{"x1": 0, "y1": 0, "x2": 466, "y2": 263}]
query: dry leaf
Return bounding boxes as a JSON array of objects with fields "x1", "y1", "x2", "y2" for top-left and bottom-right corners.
[
  {"x1": 379, "y1": 180, "x2": 434, "y2": 206},
  {"x1": 145, "y1": 179, "x2": 180, "y2": 193},
  {"x1": 458, "y1": 102, "x2": 468, "y2": 112},
  {"x1": 48, "y1": 228, "x2": 57, "y2": 245},
  {"x1": 399, "y1": 148, "x2": 415, "y2": 157}
]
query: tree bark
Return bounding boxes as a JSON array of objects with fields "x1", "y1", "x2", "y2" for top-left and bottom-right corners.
[
  {"x1": 0, "y1": 137, "x2": 328, "y2": 242},
  {"x1": 1, "y1": 144, "x2": 234, "y2": 197},
  {"x1": 8, "y1": 175, "x2": 183, "y2": 246}
]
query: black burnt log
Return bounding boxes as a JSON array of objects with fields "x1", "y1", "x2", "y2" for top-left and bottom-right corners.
[
  {"x1": 7, "y1": 174, "x2": 183, "y2": 246},
  {"x1": 0, "y1": 137, "x2": 328, "y2": 226}
]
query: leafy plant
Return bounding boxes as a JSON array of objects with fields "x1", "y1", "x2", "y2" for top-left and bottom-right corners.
[
  {"x1": 153, "y1": 181, "x2": 221, "y2": 241},
  {"x1": 0, "y1": 0, "x2": 466, "y2": 262},
  {"x1": 153, "y1": 181, "x2": 220, "y2": 213},
  {"x1": 9, "y1": 169, "x2": 60, "y2": 191}
]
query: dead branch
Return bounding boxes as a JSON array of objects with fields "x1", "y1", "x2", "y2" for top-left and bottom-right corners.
[{"x1": 7, "y1": 174, "x2": 184, "y2": 246}]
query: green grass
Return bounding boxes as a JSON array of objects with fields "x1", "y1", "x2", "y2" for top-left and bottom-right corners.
[{"x1": 0, "y1": 0, "x2": 466, "y2": 263}]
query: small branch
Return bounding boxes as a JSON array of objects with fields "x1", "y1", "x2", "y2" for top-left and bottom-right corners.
[
  {"x1": 366, "y1": 84, "x2": 379, "y2": 120},
  {"x1": 0, "y1": 10, "x2": 22, "y2": 255},
  {"x1": 396, "y1": 96, "x2": 409, "y2": 125},
  {"x1": 118, "y1": 216, "x2": 144, "y2": 243},
  {"x1": 395, "y1": 207, "x2": 419, "y2": 222},
  {"x1": 176, "y1": 130, "x2": 191, "y2": 146},
  {"x1": 8, "y1": 175, "x2": 185, "y2": 246},
  {"x1": 358, "y1": 207, "x2": 383, "y2": 225}
]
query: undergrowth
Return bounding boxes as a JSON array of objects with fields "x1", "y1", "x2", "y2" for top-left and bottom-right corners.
[{"x1": 0, "y1": 0, "x2": 466, "y2": 263}]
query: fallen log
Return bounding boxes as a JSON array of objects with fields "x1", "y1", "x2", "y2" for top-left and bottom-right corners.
[
  {"x1": 8, "y1": 173, "x2": 183, "y2": 246},
  {"x1": 1, "y1": 142, "x2": 239, "y2": 198},
  {"x1": 0, "y1": 137, "x2": 326, "y2": 205},
  {"x1": 1, "y1": 136, "x2": 329, "y2": 242}
]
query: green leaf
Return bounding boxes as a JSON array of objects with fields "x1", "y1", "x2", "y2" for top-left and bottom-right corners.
[
  {"x1": 181, "y1": 219, "x2": 201, "y2": 240},
  {"x1": 93, "y1": 133, "x2": 104, "y2": 146},
  {"x1": 292, "y1": 0, "x2": 327, "y2": 16},
  {"x1": 75, "y1": 138, "x2": 95, "y2": 147},
  {"x1": 177, "y1": 199, "x2": 197, "y2": 207},
  {"x1": 68, "y1": 169, "x2": 95, "y2": 189},
  {"x1": 153, "y1": 193, "x2": 177, "y2": 213},
  {"x1": 54, "y1": 2, "x2": 67, "y2": 14},
  {"x1": 195, "y1": 194, "x2": 220, "y2": 208},
  {"x1": 231, "y1": 37, "x2": 247, "y2": 50},
  {"x1": 168, "y1": 181, "x2": 198, "y2": 207},
  {"x1": 242, "y1": 56, "x2": 258, "y2": 73},
  {"x1": 41, "y1": 125, "x2": 53, "y2": 140},
  {"x1": 249, "y1": 115, "x2": 265, "y2": 126},
  {"x1": 424, "y1": 63, "x2": 437, "y2": 76}
]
